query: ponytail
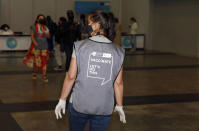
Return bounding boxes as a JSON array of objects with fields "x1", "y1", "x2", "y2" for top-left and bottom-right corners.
[{"x1": 107, "y1": 13, "x2": 116, "y2": 41}]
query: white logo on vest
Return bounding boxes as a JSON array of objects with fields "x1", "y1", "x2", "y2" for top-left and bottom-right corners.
[{"x1": 87, "y1": 51, "x2": 113, "y2": 86}]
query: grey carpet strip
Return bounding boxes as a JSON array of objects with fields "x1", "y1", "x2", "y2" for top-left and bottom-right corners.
[
  {"x1": 0, "y1": 70, "x2": 64, "y2": 75},
  {"x1": 0, "y1": 56, "x2": 24, "y2": 58},
  {"x1": 124, "y1": 64, "x2": 199, "y2": 70},
  {"x1": 0, "y1": 52, "x2": 174, "y2": 58},
  {"x1": 0, "y1": 64, "x2": 199, "y2": 75},
  {"x1": 125, "y1": 52, "x2": 175, "y2": 56},
  {"x1": 1, "y1": 93, "x2": 199, "y2": 113}
]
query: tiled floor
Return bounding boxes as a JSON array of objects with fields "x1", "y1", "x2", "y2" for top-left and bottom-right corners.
[{"x1": 1, "y1": 50, "x2": 199, "y2": 131}]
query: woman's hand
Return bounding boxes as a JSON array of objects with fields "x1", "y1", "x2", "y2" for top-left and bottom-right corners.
[
  {"x1": 55, "y1": 99, "x2": 66, "y2": 119},
  {"x1": 33, "y1": 42, "x2": 39, "y2": 47},
  {"x1": 114, "y1": 105, "x2": 126, "y2": 123},
  {"x1": 41, "y1": 26, "x2": 46, "y2": 33},
  {"x1": 41, "y1": 26, "x2": 50, "y2": 38},
  {"x1": 55, "y1": 58, "x2": 77, "y2": 119}
]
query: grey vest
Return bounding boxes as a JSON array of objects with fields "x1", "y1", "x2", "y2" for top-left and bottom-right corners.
[
  {"x1": 32, "y1": 25, "x2": 48, "y2": 50},
  {"x1": 72, "y1": 39, "x2": 125, "y2": 115}
]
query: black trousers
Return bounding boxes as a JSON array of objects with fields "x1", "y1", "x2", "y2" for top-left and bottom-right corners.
[{"x1": 64, "y1": 45, "x2": 73, "y2": 72}]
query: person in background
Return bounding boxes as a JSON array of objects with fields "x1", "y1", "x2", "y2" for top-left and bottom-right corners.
[
  {"x1": 129, "y1": 17, "x2": 138, "y2": 35},
  {"x1": 31, "y1": 14, "x2": 50, "y2": 83},
  {"x1": 46, "y1": 16, "x2": 56, "y2": 54},
  {"x1": 55, "y1": 10, "x2": 126, "y2": 131},
  {"x1": 79, "y1": 14, "x2": 88, "y2": 39},
  {"x1": 108, "y1": 12, "x2": 122, "y2": 47},
  {"x1": 0, "y1": 24, "x2": 14, "y2": 35},
  {"x1": 113, "y1": 18, "x2": 122, "y2": 47},
  {"x1": 129, "y1": 17, "x2": 138, "y2": 50},
  {"x1": 54, "y1": 17, "x2": 67, "y2": 71},
  {"x1": 64, "y1": 10, "x2": 81, "y2": 72}
]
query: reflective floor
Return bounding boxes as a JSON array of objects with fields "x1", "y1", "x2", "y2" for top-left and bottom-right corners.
[{"x1": 1, "y1": 50, "x2": 199, "y2": 131}]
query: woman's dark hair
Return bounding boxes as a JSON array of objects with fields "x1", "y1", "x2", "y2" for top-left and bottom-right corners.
[
  {"x1": 80, "y1": 14, "x2": 85, "y2": 20},
  {"x1": 108, "y1": 12, "x2": 114, "y2": 21},
  {"x1": 114, "y1": 17, "x2": 119, "y2": 23},
  {"x1": 130, "y1": 17, "x2": 137, "y2": 22},
  {"x1": 80, "y1": 14, "x2": 86, "y2": 25},
  {"x1": 1, "y1": 24, "x2": 10, "y2": 31},
  {"x1": 59, "y1": 17, "x2": 67, "y2": 23},
  {"x1": 35, "y1": 14, "x2": 46, "y2": 24},
  {"x1": 46, "y1": 16, "x2": 52, "y2": 22},
  {"x1": 90, "y1": 11, "x2": 116, "y2": 41},
  {"x1": 108, "y1": 12, "x2": 120, "y2": 23}
]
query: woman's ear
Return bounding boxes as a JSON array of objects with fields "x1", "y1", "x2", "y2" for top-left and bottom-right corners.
[{"x1": 92, "y1": 22, "x2": 100, "y2": 32}]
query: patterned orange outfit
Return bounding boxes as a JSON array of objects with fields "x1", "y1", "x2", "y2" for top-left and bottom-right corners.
[
  {"x1": 24, "y1": 44, "x2": 49, "y2": 72},
  {"x1": 24, "y1": 23, "x2": 49, "y2": 72}
]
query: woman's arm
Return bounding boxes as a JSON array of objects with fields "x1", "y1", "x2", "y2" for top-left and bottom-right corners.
[
  {"x1": 60, "y1": 58, "x2": 77, "y2": 100},
  {"x1": 55, "y1": 57, "x2": 77, "y2": 119},
  {"x1": 44, "y1": 29, "x2": 50, "y2": 38},
  {"x1": 30, "y1": 29, "x2": 38, "y2": 47},
  {"x1": 114, "y1": 67, "x2": 126, "y2": 123},
  {"x1": 114, "y1": 67, "x2": 124, "y2": 106},
  {"x1": 44, "y1": 31, "x2": 50, "y2": 38},
  {"x1": 41, "y1": 26, "x2": 50, "y2": 38}
]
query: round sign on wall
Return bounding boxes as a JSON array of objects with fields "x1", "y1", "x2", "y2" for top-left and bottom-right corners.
[
  {"x1": 7, "y1": 37, "x2": 17, "y2": 49},
  {"x1": 122, "y1": 36, "x2": 132, "y2": 48}
]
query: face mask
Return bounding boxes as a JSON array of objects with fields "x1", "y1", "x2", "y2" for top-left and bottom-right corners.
[
  {"x1": 96, "y1": 32, "x2": 100, "y2": 35},
  {"x1": 88, "y1": 25, "x2": 101, "y2": 36},
  {"x1": 39, "y1": 19, "x2": 46, "y2": 25}
]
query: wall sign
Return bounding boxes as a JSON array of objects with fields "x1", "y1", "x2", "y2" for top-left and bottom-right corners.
[
  {"x1": 122, "y1": 34, "x2": 145, "y2": 49},
  {"x1": 0, "y1": 36, "x2": 31, "y2": 51},
  {"x1": 75, "y1": 1, "x2": 110, "y2": 14},
  {"x1": 6, "y1": 37, "x2": 17, "y2": 49}
]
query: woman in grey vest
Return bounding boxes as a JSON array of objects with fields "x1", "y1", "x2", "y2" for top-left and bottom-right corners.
[{"x1": 55, "y1": 11, "x2": 126, "y2": 131}]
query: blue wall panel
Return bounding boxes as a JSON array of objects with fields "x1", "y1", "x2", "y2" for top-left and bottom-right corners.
[{"x1": 75, "y1": 1, "x2": 110, "y2": 14}]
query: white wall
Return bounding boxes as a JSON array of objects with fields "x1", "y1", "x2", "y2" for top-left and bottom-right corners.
[
  {"x1": 32, "y1": 0, "x2": 56, "y2": 20},
  {"x1": 0, "y1": 0, "x2": 121, "y2": 33},
  {"x1": 121, "y1": 0, "x2": 150, "y2": 34},
  {"x1": 150, "y1": 0, "x2": 199, "y2": 57},
  {"x1": 121, "y1": 0, "x2": 151, "y2": 50},
  {"x1": 0, "y1": 0, "x2": 1, "y2": 25},
  {"x1": 10, "y1": 0, "x2": 33, "y2": 34},
  {"x1": 0, "y1": 0, "x2": 72, "y2": 33},
  {"x1": 1, "y1": 0, "x2": 11, "y2": 27}
]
